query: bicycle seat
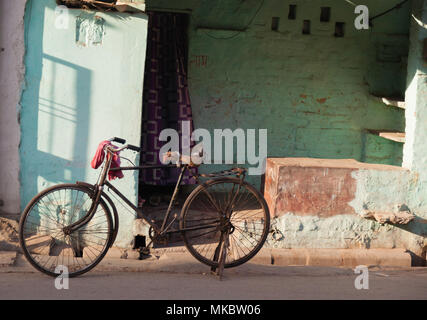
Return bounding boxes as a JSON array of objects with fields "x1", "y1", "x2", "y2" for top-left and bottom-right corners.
[{"x1": 162, "y1": 148, "x2": 203, "y2": 167}]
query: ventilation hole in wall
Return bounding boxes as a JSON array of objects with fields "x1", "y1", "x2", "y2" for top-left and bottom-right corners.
[
  {"x1": 320, "y1": 7, "x2": 331, "y2": 22},
  {"x1": 334, "y1": 22, "x2": 345, "y2": 37},
  {"x1": 271, "y1": 17, "x2": 280, "y2": 31},
  {"x1": 288, "y1": 4, "x2": 296, "y2": 20},
  {"x1": 302, "y1": 20, "x2": 311, "y2": 35}
]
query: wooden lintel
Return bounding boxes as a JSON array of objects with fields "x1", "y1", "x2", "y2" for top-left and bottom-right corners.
[{"x1": 367, "y1": 130, "x2": 405, "y2": 143}]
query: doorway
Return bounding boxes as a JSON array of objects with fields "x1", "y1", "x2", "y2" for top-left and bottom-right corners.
[{"x1": 138, "y1": 11, "x2": 195, "y2": 232}]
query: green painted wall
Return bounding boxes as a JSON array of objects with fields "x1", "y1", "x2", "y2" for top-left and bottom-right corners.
[
  {"x1": 20, "y1": 0, "x2": 148, "y2": 247},
  {"x1": 145, "y1": 0, "x2": 427, "y2": 257},
  {"x1": 147, "y1": 0, "x2": 409, "y2": 187}
]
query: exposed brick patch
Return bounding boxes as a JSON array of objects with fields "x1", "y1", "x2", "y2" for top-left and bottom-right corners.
[
  {"x1": 264, "y1": 158, "x2": 404, "y2": 218},
  {"x1": 274, "y1": 166, "x2": 357, "y2": 217}
]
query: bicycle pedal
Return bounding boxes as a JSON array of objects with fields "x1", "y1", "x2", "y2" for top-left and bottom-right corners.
[
  {"x1": 139, "y1": 252, "x2": 152, "y2": 260},
  {"x1": 138, "y1": 246, "x2": 152, "y2": 260}
]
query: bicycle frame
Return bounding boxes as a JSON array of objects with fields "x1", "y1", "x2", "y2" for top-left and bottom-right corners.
[
  {"x1": 105, "y1": 164, "x2": 188, "y2": 235},
  {"x1": 65, "y1": 148, "x2": 220, "y2": 239}
]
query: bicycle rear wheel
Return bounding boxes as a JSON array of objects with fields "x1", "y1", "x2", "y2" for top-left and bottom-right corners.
[
  {"x1": 180, "y1": 177, "x2": 270, "y2": 268},
  {"x1": 19, "y1": 184, "x2": 113, "y2": 277}
]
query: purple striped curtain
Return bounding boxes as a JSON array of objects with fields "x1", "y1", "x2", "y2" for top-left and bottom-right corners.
[{"x1": 140, "y1": 12, "x2": 196, "y2": 185}]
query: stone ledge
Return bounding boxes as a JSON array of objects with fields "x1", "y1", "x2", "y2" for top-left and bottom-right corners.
[
  {"x1": 0, "y1": 251, "x2": 17, "y2": 267},
  {"x1": 107, "y1": 246, "x2": 413, "y2": 268},
  {"x1": 265, "y1": 158, "x2": 407, "y2": 171},
  {"x1": 264, "y1": 157, "x2": 408, "y2": 218},
  {"x1": 271, "y1": 248, "x2": 412, "y2": 267}
]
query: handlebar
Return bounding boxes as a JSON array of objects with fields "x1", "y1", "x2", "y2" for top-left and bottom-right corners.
[
  {"x1": 103, "y1": 137, "x2": 205, "y2": 168},
  {"x1": 106, "y1": 137, "x2": 141, "y2": 153},
  {"x1": 109, "y1": 137, "x2": 126, "y2": 144},
  {"x1": 127, "y1": 144, "x2": 141, "y2": 152}
]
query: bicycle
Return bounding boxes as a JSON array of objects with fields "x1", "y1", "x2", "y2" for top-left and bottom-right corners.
[{"x1": 19, "y1": 137, "x2": 270, "y2": 277}]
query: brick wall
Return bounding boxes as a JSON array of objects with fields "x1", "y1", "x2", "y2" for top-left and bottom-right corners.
[{"x1": 147, "y1": 0, "x2": 410, "y2": 187}]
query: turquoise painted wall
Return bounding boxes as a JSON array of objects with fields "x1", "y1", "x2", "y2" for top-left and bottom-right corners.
[
  {"x1": 147, "y1": 0, "x2": 409, "y2": 187},
  {"x1": 20, "y1": 0, "x2": 148, "y2": 247}
]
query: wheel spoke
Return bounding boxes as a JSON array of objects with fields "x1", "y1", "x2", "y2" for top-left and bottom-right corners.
[
  {"x1": 181, "y1": 178, "x2": 269, "y2": 268},
  {"x1": 20, "y1": 185, "x2": 112, "y2": 277}
]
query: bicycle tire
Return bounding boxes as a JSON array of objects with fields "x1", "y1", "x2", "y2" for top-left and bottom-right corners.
[
  {"x1": 19, "y1": 184, "x2": 113, "y2": 277},
  {"x1": 180, "y1": 177, "x2": 270, "y2": 268}
]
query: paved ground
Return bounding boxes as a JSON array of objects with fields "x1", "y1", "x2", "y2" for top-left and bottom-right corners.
[{"x1": 1, "y1": 262, "x2": 426, "y2": 300}]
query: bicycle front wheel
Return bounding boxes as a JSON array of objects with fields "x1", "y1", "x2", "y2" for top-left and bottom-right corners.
[
  {"x1": 180, "y1": 177, "x2": 270, "y2": 268},
  {"x1": 19, "y1": 184, "x2": 113, "y2": 277}
]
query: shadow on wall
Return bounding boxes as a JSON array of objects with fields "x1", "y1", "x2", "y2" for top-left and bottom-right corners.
[
  {"x1": 398, "y1": 214, "x2": 427, "y2": 266},
  {"x1": 20, "y1": 0, "x2": 90, "y2": 209}
]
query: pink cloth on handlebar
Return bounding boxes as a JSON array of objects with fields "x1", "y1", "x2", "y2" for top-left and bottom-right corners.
[{"x1": 91, "y1": 140, "x2": 124, "y2": 180}]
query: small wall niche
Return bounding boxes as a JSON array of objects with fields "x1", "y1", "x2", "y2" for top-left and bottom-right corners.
[
  {"x1": 271, "y1": 17, "x2": 280, "y2": 31},
  {"x1": 302, "y1": 20, "x2": 311, "y2": 35},
  {"x1": 288, "y1": 5, "x2": 296, "y2": 20},
  {"x1": 334, "y1": 22, "x2": 345, "y2": 37},
  {"x1": 320, "y1": 7, "x2": 331, "y2": 22}
]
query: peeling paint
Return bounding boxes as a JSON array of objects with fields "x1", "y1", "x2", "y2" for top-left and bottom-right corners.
[
  {"x1": 316, "y1": 97, "x2": 327, "y2": 104},
  {"x1": 348, "y1": 168, "x2": 411, "y2": 214},
  {"x1": 265, "y1": 213, "x2": 405, "y2": 250},
  {"x1": 0, "y1": 0, "x2": 27, "y2": 216}
]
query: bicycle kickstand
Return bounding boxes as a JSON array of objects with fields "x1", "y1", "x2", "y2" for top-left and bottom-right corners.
[
  {"x1": 210, "y1": 230, "x2": 230, "y2": 280},
  {"x1": 138, "y1": 239, "x2": 153, "y2": 260}
]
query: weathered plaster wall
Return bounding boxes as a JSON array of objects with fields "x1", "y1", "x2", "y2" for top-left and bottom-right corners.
[
  {"x1": 349, "y1": 167, "x2": 426, "y2": 257},
  {"x1": 265, "y1": 161, "x2": 426, "y2": 263},
  {"x1": 0, "y1": 0, "x2": 27, "y2": 217},
  {"x1": 401, "y1": 0, "x2": 427, "y2": 258},
  {"x1": 262, "y1": 0, "x2": 427, "y2": 256},
  {"x1": 147, "y1": 0, "x2": 409, "y2": 188},
  {"x1": 264, "y1": 157, "x2": 422, "y2": 253},
  {"x1": 269, "y1": 213, "x2": 409, "y2": 249},
  {"x1": 20, "y1": 0, "x2": 148, "y2": 247},
  {"x1": 264, "y1": 158, "x2": 410, "y2": 217},
  {"x1": 403, "y1": 0, "x2": 427, "y2": 180}
]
